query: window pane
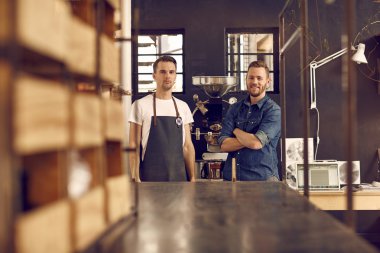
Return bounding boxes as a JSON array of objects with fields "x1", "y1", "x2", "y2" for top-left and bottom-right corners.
[
  {"x1": 226, "y1": 30, "x2": 278, "y2": 93},
  {"x1": 137, "y1": 55, "x2": 157, "y2": 74},
  {"x1": 136, "y1": 32, "x2": 184, "y2": 94},
  {"x1": 160, "y1": 34, "x2": 183, "y2": 54},
  {"x1": 267, "y1": 72, "x2": 274, "y2": 92},
  {"x1": 138, "y1": 34, "x2": 183, "y2": 55},
  {"x1": 138, "y1": 55, "x2": 183, "y2": 73},
  {"x1": 227, "y1": 33, "x2": 273, "y2": 54},
  {"x1": 138, "y1": 36, "x2": 157, "y2": 54}
]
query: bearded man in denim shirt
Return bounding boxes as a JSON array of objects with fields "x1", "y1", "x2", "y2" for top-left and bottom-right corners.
[{"x1": 218, "y1": 60, "x2": 281, "y2": 181}]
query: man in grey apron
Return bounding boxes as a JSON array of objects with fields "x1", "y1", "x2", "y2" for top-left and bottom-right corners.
[{"x1": 128, "y1": 56, "x2": 195, "y2": 182}]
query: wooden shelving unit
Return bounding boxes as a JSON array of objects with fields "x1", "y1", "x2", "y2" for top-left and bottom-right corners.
[{"x1": 0, "y1": 1, "x2": 134, "y2": 253}]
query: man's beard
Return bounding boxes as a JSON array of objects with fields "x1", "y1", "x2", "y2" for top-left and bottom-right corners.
[{"x1": 248, "y1": 86, "x2": 265, "y2": 97}]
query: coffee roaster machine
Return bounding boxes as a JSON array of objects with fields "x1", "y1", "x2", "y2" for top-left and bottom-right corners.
[{"x1": 191, "y1": 76, "x2": 238, "y2": 180}]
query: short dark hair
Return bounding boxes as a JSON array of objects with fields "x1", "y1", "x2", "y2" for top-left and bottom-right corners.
[
  {"x1": 247, "y1": 60, "x2": 270, "y2": 78},
  {"x1": 153, "y1": 56, "x2": 177, "y2": 73}
]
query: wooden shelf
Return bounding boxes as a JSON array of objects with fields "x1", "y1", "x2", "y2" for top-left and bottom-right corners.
[
  {"x1": 79, "y1": 147, "x2": 104, "y2": 188},
  {"x1": 13, "y1": 75, "x2": 70, "y2": 155},
  {"x1": 22, "y1": 151, "x2": 68, "y2": 210},
  {"x1": 104, "y1": 99, "x2": 124, "y2": 177},
  {"x1": 104, "y1": 99, "x2": 124, "y2": 141},
  {"x1": 66, "y1": 17, "x2": 96, "y2": 77},
  {"x1": 15, "y1": 200, "x2": 71, "y2": 253},
  {"x1": 0, "y1": 0, "x2": 11, "y2": 45},
  {"x1": 102, "y1": 1, "x2": 117, "y2": 39},
  {"x1": 100, "y1": 34, "x2": 120, "y2": 83},
  {"x1": 73, "y1": 93, "x2": 103, "y2": 149},
  {"x1": 105, "y1": 175, "x2": 131, "y2": 223},
  {"x1": 69, "y1": 0, "x2": 95, "y2": 27},
  {"x1": 105, "y1": 142, "x2": 123, "y2": 177},
  {"x1": 14, "y1": 0, "x2": 69, "y2": 61},
  {"x1": 105, "y1": 0, "x2": 119, "y2": 11},
  {"x1": 72, "y1": 186, "x2": 106, "y2": 252},
  {"x1": 1, "y1": 1, "x2": 133, "y2": 252}
]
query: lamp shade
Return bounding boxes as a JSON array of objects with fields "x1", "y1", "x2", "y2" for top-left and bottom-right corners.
[{"x1": 351, "y1": 43, "x2": 368, "y2": 64}]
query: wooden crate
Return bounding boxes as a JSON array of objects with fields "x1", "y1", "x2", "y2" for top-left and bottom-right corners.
[
  {"x1": 103, "y1": 99, "x2": 124, "y2": 177},
  {"x1": 0, "y1": 0, "x2": 11, "y2": 43},
  {"x1": 13, "y1": 75, "x2": 70, "y2": 155},
  {"x1": 100, "y1": 34, "x2": 120, "y2": 83},
  {"x1": 105, "y1": 141, "x2": 123, "y2": 177},
  {"x1": 104, "y1": 99, "x2": 124, "y2": 141},
  {"x1": 15, "y1": 200, "x2": 71, "y2": 253},
  {"x1": 16, "y1": 0, "x2": 69, "y2": 60},
  {"x1": 66, "y1": 17, "x2": 96, "y2": 77},
  {"x1": 72, "y1": 186, "x2": 106, "y2": 252},
  {"x1": 106, "y1": 175, "x2": 132, "y2": 224},
  {"x1": 106, "y1": 0, "x2": 119, "y2": 10},
  {"x1": 78, "y1": 147, "x2": 104, "y2": 188},
  {"x1": 23, "y1": 151, "x2": 68, "y2": 209},
  {"x1": 69, "y1": 0, "x2": 95, "y2": 27},
  {"x1": 73, "y1": 94, "x2": 103, "y2": 148}
]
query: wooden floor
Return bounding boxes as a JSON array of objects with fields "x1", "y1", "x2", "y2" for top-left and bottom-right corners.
[{"x1": 105, "y1": 182, "x2": 379, "y2": 253}]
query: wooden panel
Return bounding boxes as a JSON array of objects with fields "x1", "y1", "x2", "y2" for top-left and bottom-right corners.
[
  {"x1": 104, "y1": 99, "x2": 124, "y2": 141},
  {"x1": 100, "y1": 34, "x2": 120, "y2": 83},
  {"x1": 17, "y1": 0, "x2": 69, "y2": 60},
  {"x1": 0, "y1": 60, "x2": 13, "y2": 253},
  {"x1": 15, "y1": 200, "x2": 71, "y2": 253},
  {"x1": 0, "y1": 0, "x2": 11, "y2": 42},
  {"x1": 106, "y1": 0, "x2": 120, "y2": 10},
  {"x1": 106, "y1": 175, "x2": 131, "y2": 223},
  {"x1": 69, "y1": 0, "x2": 95, "y2": 27},
  {"x1": 73, "y1": 186, "x2": 106, "y2": 252},
  {"x1": 23, "y1": 152, "x2": 67, "y2": 209},
  {"x1": 66, "y1": 17, "x2": 96, "y2": 76},
  {"x1": 79, "y1": 147, "x2": 103, "y2": 188},
  {"x1": 102, "y1": 2, "x2": 116, "y2": 39},
  {"x1": 73, "y1": 94, "x2": 103, "y2": 148},
  {"x1": 307, "y1": 191, "x2": 380, "y2": 210},
  {"x1": 13, "y1": 75, "x2": 70, "y2": 155},
  {"x1": 105, "y1": 142, "x2": 123, "y2": 177}
]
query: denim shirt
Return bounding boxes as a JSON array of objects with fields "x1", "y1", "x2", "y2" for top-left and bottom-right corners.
[{"x1": 218, "y1": 95, "x2": 281, "y2": 181}]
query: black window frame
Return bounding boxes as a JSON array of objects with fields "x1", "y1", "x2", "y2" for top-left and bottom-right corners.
[
  {"x1": 225, "y1": 27, "x2": 280, "y2": 94},
  {"x1": 132, "y1": 29, "x2": 185, "y2": 98}
]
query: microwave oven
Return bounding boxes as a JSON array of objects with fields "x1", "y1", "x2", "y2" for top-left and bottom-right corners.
[{"x1": 297, "y1": 161, "x2": 340, "y2": 190}]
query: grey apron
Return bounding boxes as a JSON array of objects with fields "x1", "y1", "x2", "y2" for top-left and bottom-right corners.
[{"x1": 140, "y1": 93, "x2": 187, "y2": 181}]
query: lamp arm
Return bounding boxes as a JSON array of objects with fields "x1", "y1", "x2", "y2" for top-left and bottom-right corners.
[
  {"x1": 309, "y1": 47, "x2": 348, "y2": 109},
  {"x1": 312, "y1": 48, "x2": 348, "y2": 69}
]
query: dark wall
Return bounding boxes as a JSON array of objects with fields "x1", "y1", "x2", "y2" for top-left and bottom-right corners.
[
  {"x1": 283, "y1": 1, "x2": 380, "y2": 183},
  {"x1": 133, "y1": 0, "x2": 380, "y2": 183},
  {"x1": 133, "y1": 0, "x2": 282, "y2": 103}
]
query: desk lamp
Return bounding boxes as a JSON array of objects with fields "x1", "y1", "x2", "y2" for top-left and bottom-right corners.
[{"x1": 309, "y1": 43, "x2": 368, "y2": 158}]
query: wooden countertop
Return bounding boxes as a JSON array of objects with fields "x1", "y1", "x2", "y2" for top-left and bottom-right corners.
[{"x1": 109, "y1": 182, "x2": 379, "y2": 253}]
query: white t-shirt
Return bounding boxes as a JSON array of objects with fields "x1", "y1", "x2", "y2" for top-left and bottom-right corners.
[{"x1": 128, "y1": 94, "x2": 194, "y2": 160}]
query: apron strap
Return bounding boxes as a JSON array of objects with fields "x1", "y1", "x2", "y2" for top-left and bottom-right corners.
[
  {"x1": 153, "y1": 93, "x2": 157, "y2": 126},
  {"x1": 152, "y1": 93, "x2": 180, "y2": 127},
  {"x1": 172, "y1": 97, "x2": 180, "y2": 118}
]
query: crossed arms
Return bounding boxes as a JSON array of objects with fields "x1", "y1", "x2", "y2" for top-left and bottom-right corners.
[{"x1": 220, "y1": 128, "x2": 263, "y2": 152}]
